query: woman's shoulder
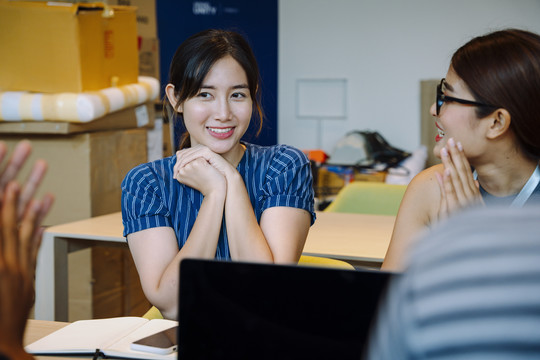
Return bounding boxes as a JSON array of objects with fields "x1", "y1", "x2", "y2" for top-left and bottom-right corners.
[
  {"x1": 408, "y1": 163, "x2": 444, "y2": 190},
  {"x1": 400, "y1": 163, "x2": 444, "y2": 221},
  {"x1": 123, "y1": 155, "x2": 177, "y2": 185},
  {"x1": 386, "y1": 164, "x2": 444, "y2": 267},
  {"x1": 245, "y1": 142, "x2": 309, "y2": 165}
]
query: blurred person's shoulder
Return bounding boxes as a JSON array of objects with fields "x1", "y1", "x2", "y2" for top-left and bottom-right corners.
[{"x1": 407, "y1": 205, "x2": 540, "y2": 271}]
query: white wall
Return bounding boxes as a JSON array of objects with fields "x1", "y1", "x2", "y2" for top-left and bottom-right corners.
[{"x1": 279, "y1": 0, "x2": 540, "y2": 154}]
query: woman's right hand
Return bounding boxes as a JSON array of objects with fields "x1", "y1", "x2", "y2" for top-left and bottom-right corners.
[
  {"x1": 174, "y1": 155, "x2": 226, "y2": 196},
  {"x1": 436, "y1": 138, "x2": 483, "y2": 220},
  {"x1": 0, "y1": 140, "x2": 48, "y2": 219}
]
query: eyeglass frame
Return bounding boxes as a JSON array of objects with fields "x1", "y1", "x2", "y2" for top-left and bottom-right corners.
[{"x1": 436, "y1": 78, "x2": 497, "y2": 116}]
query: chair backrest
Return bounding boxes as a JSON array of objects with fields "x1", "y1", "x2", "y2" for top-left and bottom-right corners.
[
  {"x1": 324, "y1": 181, "x2": 406, "y2": 215},
  {"x1": 298, "y1": 254, "x2": 355, "y2": 269},
  {"x1": 142, "y1": 305, "x2": 163, "y2": 319}
]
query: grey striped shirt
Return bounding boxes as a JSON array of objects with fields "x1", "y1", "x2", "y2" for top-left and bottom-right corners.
[{"x1": 366, "y1": 206, "x2": 540, "y2": 359}]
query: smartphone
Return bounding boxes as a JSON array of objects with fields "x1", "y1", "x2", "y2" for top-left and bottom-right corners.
[{"x1": 130, "y1": 326, "x2": 178, "y2": 355}]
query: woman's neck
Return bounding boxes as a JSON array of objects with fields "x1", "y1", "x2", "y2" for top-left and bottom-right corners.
[
  {"x1": 224, "y1": 143, "x2": 246, "y2": 168},
  {"x1": 473, "y1": 152, "x2": 538, "y2": 197}
]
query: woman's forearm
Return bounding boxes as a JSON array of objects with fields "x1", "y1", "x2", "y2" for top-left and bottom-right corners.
[
  {"x1": 180, "y1": 191, "x2": 226, "y2": 258},
  {"x1": 133, "y1": 191, "x2": 226, "y2": 319},
  {"x1": 224, "y1": 172, "x2": 273, "y2": 262}
]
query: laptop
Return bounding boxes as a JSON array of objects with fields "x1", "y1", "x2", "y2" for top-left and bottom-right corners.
[{"x1": 178, "y1": 259, "x2": 393, "y2": 359}]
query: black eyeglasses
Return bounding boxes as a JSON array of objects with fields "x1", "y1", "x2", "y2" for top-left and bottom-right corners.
[{"x1": 436, "y1": 78, "x2": 496, "y2": 116}]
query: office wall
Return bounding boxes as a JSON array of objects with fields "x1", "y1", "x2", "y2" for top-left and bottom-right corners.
[
  {"x1": 156, "y1": 0, "x2": 278, "y2": 146},
  {"x1": 279, "y1": 0, "x2": 540, "y2": 154}
]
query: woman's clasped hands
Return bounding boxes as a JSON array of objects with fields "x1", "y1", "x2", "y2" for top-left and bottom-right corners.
[
  {"x1": 173, "y1": 144, "x2": 236, "y2": 196},
  {"x1": 435, "y1": 137, "x2": 484, "y2": 220}
]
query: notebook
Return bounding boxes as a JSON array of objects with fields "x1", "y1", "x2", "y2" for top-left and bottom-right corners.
[{"x1": 178, "y1": 259, "x2": 393, "y2": 359}]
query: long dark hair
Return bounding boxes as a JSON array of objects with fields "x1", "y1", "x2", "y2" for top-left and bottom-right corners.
[
  {"x1": 164, "y1": 29, "x2": 264, "y2": 150},
  {"x1": 451, "y1": 29, "x2": 540, "y2": 158}
]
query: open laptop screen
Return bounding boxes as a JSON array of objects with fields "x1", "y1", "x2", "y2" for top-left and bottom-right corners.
[
  {"x1": 178, "y1": 259, "x2": 392, "y2": 359},
  {"x1": 178, "y1": 259, "x2": 390, "y2": 360}
]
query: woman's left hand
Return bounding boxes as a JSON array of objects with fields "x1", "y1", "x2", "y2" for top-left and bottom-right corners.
[
  {"x1": 436, "y1": 137, "x2": 484, "y2": 219},
  {"x1": 174, "y1": 145, "x2": 236, "y2": 178}
]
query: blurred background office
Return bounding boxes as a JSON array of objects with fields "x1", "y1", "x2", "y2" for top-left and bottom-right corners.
[
  {"x1": 3, "y1": 0, "x2": 540, "y2": 322},
  {"x1": 277, "y1": 0, "x2": 540, "y2": 163}
]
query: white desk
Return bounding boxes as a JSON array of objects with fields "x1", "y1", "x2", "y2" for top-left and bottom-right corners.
[
  {"x1": 35, "y1": 211, "x2": 395, "y2": 321},
  {"x1": 36, "y1": 213, "x2": 125, "y2": 321},
  {"x1": 304, "y1": 211, "x2": 395, "y2": 265}
]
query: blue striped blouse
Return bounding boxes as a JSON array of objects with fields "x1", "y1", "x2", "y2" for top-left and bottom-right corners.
[{"x1": 121, "y1": 142, "x2": 315, "y2": 260}]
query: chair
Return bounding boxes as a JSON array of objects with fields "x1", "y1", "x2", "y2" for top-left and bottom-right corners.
[
  {"x1": 142, "y1": 305, "x2": 163, "y2": 319},
  {"x1": 324, "y1": 181, "x2": 406, "y2": 216},
  {"x1": 298, "y1": 255, "x2": 355, "y2": 269}
]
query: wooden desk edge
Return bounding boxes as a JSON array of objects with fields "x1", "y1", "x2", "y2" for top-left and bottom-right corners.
[{"x1": 24, "y1": 319, "x2": 70, "y2": 345}]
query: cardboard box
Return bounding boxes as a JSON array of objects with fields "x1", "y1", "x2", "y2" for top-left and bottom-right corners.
[
  {"x1": 91, "y1": 246, "x2": 150, "y2": 319},
  {"x1": 0, "y1": 102, "x2": 155, "y2": 135},
  {"x1": 138, "y1": 37, "x2": 161, "y2": 82},
  {"x1": 106, "y1": 0, "x2": 159, "y2": 82},
  {"x1": 108, "y1": 0, "x2": 157, "y2": 38},
  {"x1": 0, "y1": 1, "x2": 139, "y2": 93},
  {"x1": 2, "y1": 128, "x2": 147, "y2": 226}
]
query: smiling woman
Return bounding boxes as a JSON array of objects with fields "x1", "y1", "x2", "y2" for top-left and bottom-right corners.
[
  {"x1": 165, "y1": 56, "x2": 252, "y2": 163},
  {"x1": 120, "y1": 29, "x2": 315, "y2": 320},
  {"x1": 382, "y1": 29, "x2": 540, "y2": 271}
]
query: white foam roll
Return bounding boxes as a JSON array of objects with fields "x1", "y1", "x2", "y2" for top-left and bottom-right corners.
[{"x1": 1, "y1": 92, "x2": 24, "y2": 121}]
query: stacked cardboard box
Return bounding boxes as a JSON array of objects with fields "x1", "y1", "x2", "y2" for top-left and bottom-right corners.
[
  {"x1": 0, "y1": 103, "x2": 154, "y2": 226},
  {"x1": 87, "y1": 0, "x2": 161, "y2": 320},
  {"x1": 0, "y1": 1, "x2": 151, "y2": 320},
  {"x1": 0, "y1": 1, "x2": 146, "y2": 225},
  {"x1": 108, "y1": 0, "x2": 161, "y2": 84},
  {"x1": 0, "y1": 1, "x2": 139, "y2": 93}
]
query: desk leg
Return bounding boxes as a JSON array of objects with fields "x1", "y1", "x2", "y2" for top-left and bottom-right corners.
[{"x1": 35, "y1": 234, "x2": 69, "y2": 321}]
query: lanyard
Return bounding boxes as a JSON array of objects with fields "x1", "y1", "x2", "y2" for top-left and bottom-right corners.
[{"x1": 473, "y1": 163, "x2": 540, "y2": 208}]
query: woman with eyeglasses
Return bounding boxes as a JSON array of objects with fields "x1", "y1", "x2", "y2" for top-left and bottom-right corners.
[{"x1": 382, "y1": 29, "x2": 540, "y2": 271}]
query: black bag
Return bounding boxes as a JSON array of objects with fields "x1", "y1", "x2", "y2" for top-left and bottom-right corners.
[{"x1": 326, "y1": 130, "x2": 410, "y2": 169}]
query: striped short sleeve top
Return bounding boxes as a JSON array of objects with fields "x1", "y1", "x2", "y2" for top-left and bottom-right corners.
[{"x1": 121, "y1": 142, "x2": 315, "y2": 260}]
